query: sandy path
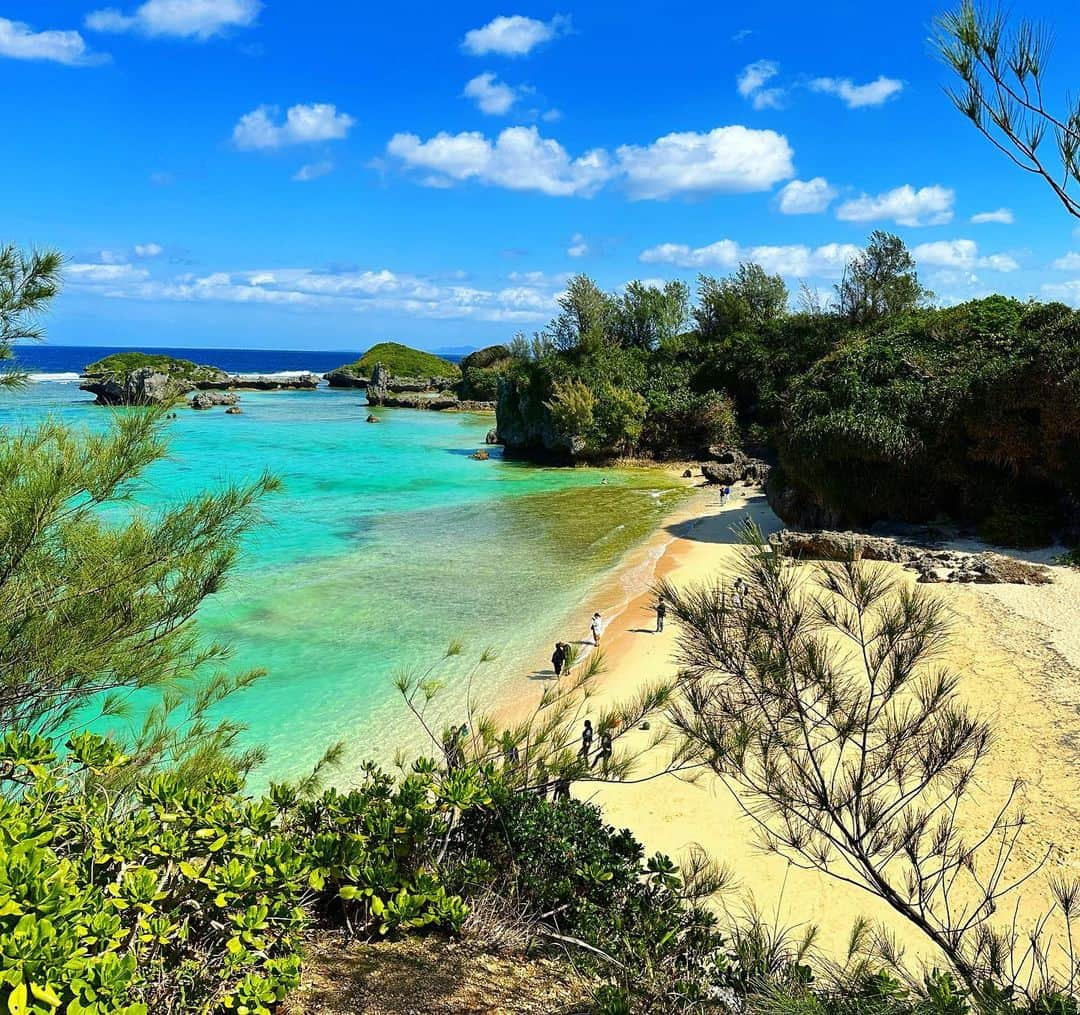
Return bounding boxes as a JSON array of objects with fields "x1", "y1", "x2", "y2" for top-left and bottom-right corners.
[{"x1": 535, "y1": 484, "x2": 1080, "y2": 971}]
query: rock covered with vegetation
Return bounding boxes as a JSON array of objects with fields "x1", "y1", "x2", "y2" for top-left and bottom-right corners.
[
  {"x1": 325, "y1": 342, "x2": 460, "y2": 389},
  {"x1": 80, "y1": 352, "x2": 318, "y2": 405}
]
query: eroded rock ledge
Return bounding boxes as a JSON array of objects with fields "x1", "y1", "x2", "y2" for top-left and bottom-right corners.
[
  {"x1": 771, "y1": 530, "x2": 1053, "y2": 585},
  {"x1": 364, "y1": 364, "x2": 494, "y2": 412}
]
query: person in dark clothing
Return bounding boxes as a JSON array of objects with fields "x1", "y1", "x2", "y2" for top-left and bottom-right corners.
[
  {"x1": 655, "y1": 597, "x2": 667, "y2": 632},
  {"x1": 578, "y1": 719, "x2": 593, "y2": 760},
  {"x1": 552, "y1": 776, "x2": 571, "y2": 801},
  {"x1": 552, "y1": 642, "x2": 567, "y2": 676},
  {"x1": 591, "y1": 730, "x2": 613, "y2": 773}
]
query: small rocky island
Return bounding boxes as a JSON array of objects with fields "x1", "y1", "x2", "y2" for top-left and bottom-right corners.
[
  {"x1": 79, "y1": 352, "x2": 319, "y2": 407},
  {"x1": 325, "y1": 341, "x2": 504, "y2": 412}
]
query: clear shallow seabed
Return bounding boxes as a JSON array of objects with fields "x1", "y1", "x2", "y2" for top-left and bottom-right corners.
[{"x1": 3, "y1": 377, "x2": 685, "y2": 786}]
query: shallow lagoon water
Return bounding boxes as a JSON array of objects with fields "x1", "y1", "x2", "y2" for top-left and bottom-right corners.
[{"x1": 2, "y1": 379, "x2": 684, "y2": 784}]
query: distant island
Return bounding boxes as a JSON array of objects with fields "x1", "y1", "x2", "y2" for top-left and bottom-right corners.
[{"x1": 80, "y1": 351, "x2": 319, "y2": 407}]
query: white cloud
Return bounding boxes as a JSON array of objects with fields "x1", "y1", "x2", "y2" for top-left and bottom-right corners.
[
  {"x1": 293, "y1": 160, "x2": 334, "y2": 182},
  {"x1": 386, "y1": 123, "x2": 794, "y2": 200},
  {"x1": 809, "y1": 75, "x2": 903, "y2": 108},
  {"x1": 640, "y1": 238, "x2": 860, "y2": 278},
  {"x1": 567, "y1": 233, "x2": 589, "y2": 257},
  {"x1": 233, "y1": 103, "x2": 355, "y2": 150},
  {"x1": 86, "y1": 0, "x2": 260, "y2": 39},
  {"x1": 777, "y1": 177, "x2": 836, "y2": 215},
  {"x1": 736, "y1": 59, "x2": 785, "y2": 110},
  {"x1": 616, "y1": 125, "x2": 794, "y2": 199},
  {"x1": 836, "y1": 184, "x2": 954, "y2": 226},
  {"x1": 387, "y1": 126, "x2": 612, "y2": 197},
  {"x1": 1052, "y1": 252, "x2": 1080, "y2": 271},
  {"x1": 462, "y1": 14, "x2": 569, "y2": 57},
  {"x1": 66, "y1": 259, "x2": 566, "y2": 323},
  {"x1": 1042, "y1": 280, "x2": 1080, "y2": 306},
  {"x1": 0, "y1": 16, "x2": 102, "y2": 65},
  {"x1": 979, "y1": 253, "x2": 1019, "y2": 271},
  {"x1": 911, "y1": 239, "x2": 978, "y2": 269},
  {"x1": 68, "y1": 262, "x2": 150, "y2": 284},
  {"x1": 463, "y1": 72, "x2": 523, "y2": 116},
  {"x1": 971, "y1": 207, "x2": 1014, "y2": 224},
  {"x1": 911, "y1": 239, "x2": 1018, "y2": 272},
  {"x1": 133, "y1": 243, "x2": 163, "y2": 257}
]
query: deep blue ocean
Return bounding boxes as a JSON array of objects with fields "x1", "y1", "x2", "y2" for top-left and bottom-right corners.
[{"x1": 12, "y1": 343, "x2": 357, "y2": 377}]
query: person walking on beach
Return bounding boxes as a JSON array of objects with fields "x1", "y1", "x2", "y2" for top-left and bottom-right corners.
[
  {"x1": 655, "y1": 596, "x2": 667, "y2": 633},
  {"x1": 551, "y1": 641, "x2": 567, "y2": 677},
  {"x1": 591, "y1": 730, "x2": 613, "y2": 774},
  {"x1": 590, "y1": 612, "x2": 604, "y2": 647},
  {"x1": 578, "y1": 719, "x2": 593, "y2": 760}
]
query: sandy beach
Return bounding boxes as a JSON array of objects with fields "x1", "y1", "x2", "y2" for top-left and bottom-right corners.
[{"x1": 509, "y1": 480, "x2": 1080, "y2": 971}]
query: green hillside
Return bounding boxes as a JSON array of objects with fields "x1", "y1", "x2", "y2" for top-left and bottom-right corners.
[{"x1": 341, "y1": 342, "x2": 460, "y2": 379}]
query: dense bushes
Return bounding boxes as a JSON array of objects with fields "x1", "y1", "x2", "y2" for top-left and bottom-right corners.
[
  {"x1": 0, "y1": 733, "x2": 469, "y2": 1015},
  {"x1": 776, "y1": 296, "x2": 1080, "y2": 541}
]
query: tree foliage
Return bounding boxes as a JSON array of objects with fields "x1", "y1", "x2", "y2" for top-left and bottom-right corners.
[
  {"x1": 661, "y1": 526, "x2": 1079, "y2": 998},
  {"x1": 835, "y1": 232, "x2": 931, "y2": 326},
  {"x1": 936, "y1": 1, "x2": 1080, "y2": 219},
  {"x1": 0, "y1": 246, "x2": 63, "y2": 388}
]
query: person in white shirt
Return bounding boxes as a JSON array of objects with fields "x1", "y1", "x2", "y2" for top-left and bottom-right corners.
[{"x1": 590, "y1": 612, "x2": 604, "y2": 647}]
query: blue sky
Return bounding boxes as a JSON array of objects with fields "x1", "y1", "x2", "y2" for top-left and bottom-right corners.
[{"x1": 4, "y1": 0, "x2": 1080, "y2": 351}]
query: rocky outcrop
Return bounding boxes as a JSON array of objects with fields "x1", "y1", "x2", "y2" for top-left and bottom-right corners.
[
  {"x1": 700, "y1": 448, "x2": 772, "y2": 488},
  {"x1": 82, "y1": 360, "x2": 319, "y2": 406},
  {"x1": 771, "y1": 529, "x2": 1052, "y2": 585},
  {"x1": 495, "y1": 375, "x2": 575, "y2": 457},
  {"x1": 190, "y1": 390, "x2": 239, "y2": 410},
  {"x1": 365, "y1": 363, "x2": 494, "y2": 412},
  {"x1": 323, "y1": 367, "x2": 369, "y2": 388},
  {"x1": 80, "y1": 367, "x2": 183, "y2": 406},
  {"x1": 200, "y1": 374, "x2": 319, "y2": 392}
]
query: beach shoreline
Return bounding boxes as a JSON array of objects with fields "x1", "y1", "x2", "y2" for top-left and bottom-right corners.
[{"x1": 493, "y1": 479, "x2": 1080, "y2": 969}]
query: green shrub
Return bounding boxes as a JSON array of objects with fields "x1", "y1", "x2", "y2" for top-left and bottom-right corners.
[
  {"x1": 0, "y1": 733, "x2": 471, "y2": 1015},
  {"x1": 83, "y1": 352, "x2": 223, "y2": 383}
]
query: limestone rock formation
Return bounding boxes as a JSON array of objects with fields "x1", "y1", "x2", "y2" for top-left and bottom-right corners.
[
  {"x1": 771, "y1": 529, "x2": 1052, "y2": 585},
  {"x1": 190, "y1": 391, "x2": 239, "y2": 410}
]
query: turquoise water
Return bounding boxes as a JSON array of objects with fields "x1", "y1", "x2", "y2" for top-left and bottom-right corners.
[{"x1": 2, "y1": 380, "x2": 684, "y2": 785}]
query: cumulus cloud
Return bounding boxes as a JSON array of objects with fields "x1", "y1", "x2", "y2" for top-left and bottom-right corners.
[
  {"x1": 567, "y1": 233, "x2": 589, "y2": 257},
  {"x1": 736, "y1": 59, "x2": 784, "y2": 110},
  {"x1": 1051, "y1": 252, "x2": 1080, "y2": 271},
  {"x1": 809, "y1": 75, "x2": 903, "y2": 108},
  {"x1": 836, "y1": 184, "x2": 954, "y2": 226},
  {"x1": 232, "y1": 103, "x2": 355, "y2": 150},
  {"x1": 85, "y1": 0, "x2": 260, "y2": 39},
  {"x1": 463, "y1": 72, "x2": 524, "y2": 115},
  {"x1": 971, "y1": 207, "x2": 1014, "y2": 224},
  {"x1": 385, "y1": 123, "x2": 794, "y2": 200},
  {"x1": 616, "y1": 126, "x2": 794, "y2": 199},
  {"x1": 462, "y1": 14, "x2": 569, "y2": 57},
  {"x1": 133, "y1": 243, "x2": 163, "y2": 257},
  {"x1": 293, "y1": 160, "x2": 334, "y2": 182},
  {"x1": 777, "y1": 177, "x2": 836, "y2": 215},
  {"x1": 386, "y1": 126, "x2": 611, "y2": 197},
  {"x1": 0, "y1": 16, "x2": 103, "y2": 65},
  {"x1": 911, "y1": 239, "x2": 1018, "y2": 272},
  {"x1": 640, "y1": 238, "x2": 860, "y2": 278}
]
